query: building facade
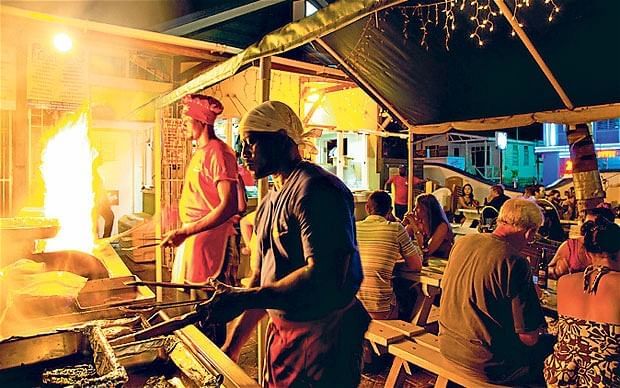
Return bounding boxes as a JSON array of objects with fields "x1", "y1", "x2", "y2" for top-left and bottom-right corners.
[
  {"x1": 536, "y1": 119, "x2": 620, "y2": 185},
  {"x1": 414, "y1": 133, "x2": 540, "y2": 188}
]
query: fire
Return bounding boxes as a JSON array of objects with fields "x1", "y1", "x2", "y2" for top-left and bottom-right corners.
[{"x1": 40, "y1": 113, "x2": 95, "y2": 253}]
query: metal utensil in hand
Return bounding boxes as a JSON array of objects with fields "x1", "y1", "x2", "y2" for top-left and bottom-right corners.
[
  {"x1": 120, "y1": 242, "x2": 160, "y2": 251},
  {"x1": 109, "y1": 309, "x2": 207, "y2": 346}
]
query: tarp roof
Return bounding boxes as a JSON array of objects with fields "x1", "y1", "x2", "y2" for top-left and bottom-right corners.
[{"x1": 158, "y1": 0, "x2": 620, "y2": 134}]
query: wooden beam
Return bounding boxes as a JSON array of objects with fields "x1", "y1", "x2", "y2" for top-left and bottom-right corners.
[
  {"x1": 409, "y1": 103, "x2": 620, "y2": 134},
  {"x1": 1, "y1": 5, "x2": 240, "y2": 55},
  {"x1": 302, "y1": 83, "x2": 354, "y2": 125},
  {"x1": 157, "y1": 0, "x2": 407, "y2": 107},
  {"x1": 494, "y1": 0, "x2": 574, "y2": 110},
  {"x1": 177, "y1": 62, "x2": 216, "y2": 83},
  {"x1": 86, "y1": 30, "x2": 230, "y2": 62},
  {"x1": 302, "y1": 94, "x2": 326, "y2": 126},
  {"x1": 164, "y1": 0, "x2": 288, "y2": 36},
  {"x1": 271, "y1": 56, "x2": 347, "y2": 79}
]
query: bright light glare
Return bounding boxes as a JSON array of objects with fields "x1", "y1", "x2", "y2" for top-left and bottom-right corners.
[
  {"x1": 53, "y1": 33, "x2": 73, "y2": 52},
  {"x1": 306, "y1": 93, "x2": 320, "y2": 103},
  {"x1": 305, "y1": 2, "x2": 317, "y2": 16},
  {"x1": 41, "y1": 113, "x2": 95, "y2": 253}
]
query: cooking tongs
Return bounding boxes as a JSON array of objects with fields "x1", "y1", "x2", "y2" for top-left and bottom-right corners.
[
  {"x1": 124, "y1": 280, "x2": 215, "y2": 292},
  {"x1": 109, "y1": 309, "x2": 203, "y2": 346},
  {"x1": 119, "y1": 242, "x2": 160, "y2": 251}
]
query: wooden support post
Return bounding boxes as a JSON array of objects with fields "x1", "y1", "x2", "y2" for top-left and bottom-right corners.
[
  {"x1": 154, "y1": 108, "x2": 163, "y2": 302},
  {"x1": 566, "y1": 123, "x2": 605, "y2": 213},
  {"x1": 408, "y1": 133, "x2": 415, "y2": 212},
  {"x1": 256, "y1": 56, "x2": 271, "y2": 385},
  {"x1": 13, "y1": 42, "x2": 28, "y2": 213}
]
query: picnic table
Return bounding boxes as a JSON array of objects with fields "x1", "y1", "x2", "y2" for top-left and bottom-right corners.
[
  {"x1": 394, "y1": 258, "x2": 557, "y2": 326},
  {"x1": 394, "y1": 258, "x2": 446, "y2": 326}
]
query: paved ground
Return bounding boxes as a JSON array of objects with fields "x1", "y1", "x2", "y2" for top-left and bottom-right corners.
[{"x1": 117, "y1": 246, "x2": 437, "y2": 387}]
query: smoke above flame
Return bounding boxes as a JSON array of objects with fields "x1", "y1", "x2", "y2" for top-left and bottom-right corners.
[{"x1": 40, "y1": 112, "x2": 95, "y2": 253}]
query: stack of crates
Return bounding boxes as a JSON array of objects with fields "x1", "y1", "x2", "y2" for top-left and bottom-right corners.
[{"x1": 117, "y1": 213, "x2": 155, "y2": 263}]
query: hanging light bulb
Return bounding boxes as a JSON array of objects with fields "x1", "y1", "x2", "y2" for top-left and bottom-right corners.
[{"x1": 53, "y1": 32, "x2": 72, "y2": 52}]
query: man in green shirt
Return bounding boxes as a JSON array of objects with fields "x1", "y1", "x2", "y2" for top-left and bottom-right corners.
[{"x1": 439, "y1": 198, "x2": 554, "y2": 385}]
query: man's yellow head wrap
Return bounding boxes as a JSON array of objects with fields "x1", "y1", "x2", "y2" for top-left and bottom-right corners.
[{"x1": 239, "y1": 101, "x2": 320, "y2": 154}]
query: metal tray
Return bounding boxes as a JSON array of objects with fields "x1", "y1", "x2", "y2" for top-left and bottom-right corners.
[
  {"x1": 0, "y1": 325, "x2": 128, "y2": 387},
  {"x1": 76, "y1": 275, "x2": 153, "y2": 310}
]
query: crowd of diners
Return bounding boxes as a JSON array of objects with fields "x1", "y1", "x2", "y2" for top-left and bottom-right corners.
[
  {"x1": 355, "y1": 186, "x2": 619, "y2": 386},
  {"x1": 457, "y1": 181, "x2": 619, "y2": 222},
  {"x1": 165, "y1": 95, "x2": 618, "y2": 387}
]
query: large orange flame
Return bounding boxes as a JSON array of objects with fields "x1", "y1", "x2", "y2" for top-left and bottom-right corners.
[{"x1": 40, "y1": 112, "x2": 95, "y2": 253}]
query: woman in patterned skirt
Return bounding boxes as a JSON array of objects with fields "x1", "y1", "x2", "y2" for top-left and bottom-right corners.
[{"x1": 543, "y1": 217, "x2": 620, "y2": 387}]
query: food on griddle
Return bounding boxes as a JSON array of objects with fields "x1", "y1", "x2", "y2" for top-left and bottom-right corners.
[
  {"x1": 144, "y1": 375, "x2": 177, "y2": 388},
  {"x1": 41, "y1": 363, "x2": 97, "y2": 385},
  {"x1": 0, "y1": 260, "x2": 87, "y2": 336},
  {"x1": 102, "y1": 325, "x2": 133, "y2": 340},
  {"x1": 93, "y1": 316, "x2": 143, "y2": 329}
]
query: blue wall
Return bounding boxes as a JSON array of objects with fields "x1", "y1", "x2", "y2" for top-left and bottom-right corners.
[{"x1": 542, "y1": 152, "x2": 559, "y2": 186}]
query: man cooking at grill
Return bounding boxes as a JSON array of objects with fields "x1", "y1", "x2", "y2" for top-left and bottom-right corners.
[
  {"x1": 161, "y1": 94, "x2": 243, "y2": 345},
  {"x1": 199, "y1": 101, "x2": 370, "y2": 387}
]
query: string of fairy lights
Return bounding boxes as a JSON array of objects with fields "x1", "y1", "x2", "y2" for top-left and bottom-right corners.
[{"x1": 386, "y1": 0, "x2": 561, "y2": 49}]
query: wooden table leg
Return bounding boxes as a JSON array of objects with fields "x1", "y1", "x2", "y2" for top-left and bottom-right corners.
[
  {"x1": 385, "y1": 358, "x2": 409, "y2": 388},
  {"x1": 412, "y1": 285, "x2": 440, "y2": 327}
]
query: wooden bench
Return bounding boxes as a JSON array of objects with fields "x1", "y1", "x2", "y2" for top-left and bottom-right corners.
[
  {"x1": 365, "y1": 320, "x2": 514, "y2": 387},
  {"x1": 364, "y1": 320, "x2": 425, "y2": 355},
  {"x1": 386, "y1": 338, "x2": 513, "y2": 388}
]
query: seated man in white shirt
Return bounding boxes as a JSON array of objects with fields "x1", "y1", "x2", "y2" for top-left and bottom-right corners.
[{"x1": 356, "y1": 191, "x2": 423, "y2": 320}]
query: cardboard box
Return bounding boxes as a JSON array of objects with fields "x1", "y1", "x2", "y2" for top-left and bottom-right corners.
[{"x1": 118, "y1": 213, "x2": 155, "y2": 263}]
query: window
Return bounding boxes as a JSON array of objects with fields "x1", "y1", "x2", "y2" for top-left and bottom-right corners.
[
  {"x1": 90, "y1": 51, "x2": 172, "y2": 82},
  {"x1": 594, "y1": 119, "x2": 619, "y2": 144},
  {"x1": 543, "y1": 123, "x2": 568, "y2": 146},
  {"x1": 317, "y1": 131, "x2": 368, "y2": 190},
  {"x1": 471, "y1": 146, "x2": 489, "y2": 167},
  {"x1": 90, "y1": 53, "x2": 126, "y2": 77},
  {"x1": 453, "y1": 148, "x2": 460, "y2": 157},
  {"x1": 424, "y1": 145, "x2": 448, "y2": 157},
  {"x1": 512, "y1": 144, "x2": 519, "y2": 165},
  {"x1": 128, "y1": 52, "x2": 172, "y2": 82},
  {"x1": 523, "y1": 145, "x2": 529, "y2": 166}
]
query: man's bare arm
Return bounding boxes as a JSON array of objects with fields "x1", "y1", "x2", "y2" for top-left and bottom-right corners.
[
  {"x1": 205, "y1": 255, "x2": 351, "y2": 324},
  {"x1": 162, "y1": 180, "x2": 238, "y2": 246}
]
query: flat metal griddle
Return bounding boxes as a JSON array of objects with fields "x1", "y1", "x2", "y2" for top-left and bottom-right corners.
[{"x1": 76, "y1": 275, "x2": 153, "y2": 310}]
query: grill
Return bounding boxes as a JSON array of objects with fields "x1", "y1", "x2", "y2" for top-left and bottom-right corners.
[
  {"x1": 0, "y1": 316, "x2": 225, "y2": 387},
  {"x1": 0, "y1": 217, "x2": 257, "y2": 387}
]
